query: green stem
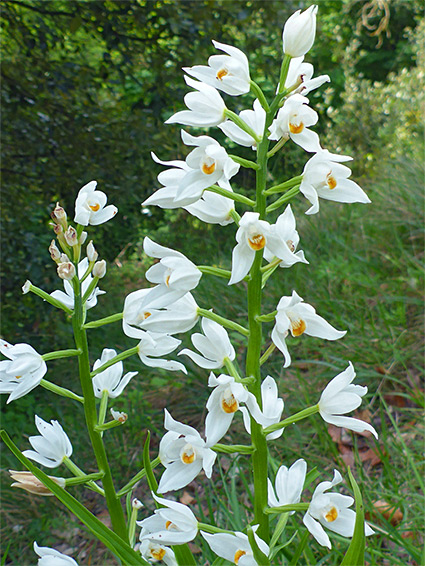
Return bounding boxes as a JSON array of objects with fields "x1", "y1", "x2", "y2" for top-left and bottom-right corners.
[
  {"x1": 223, "y1": 357, "x2": 243, "y2": 382},
  {"x1": 116, "y1": 457, "x2": 161, "y2": 497},
  {"x1": 265, "y1": 175, "x2": 304, "y2": 195},
  {"x1": 205, "y1": 185, "x2": 256, "y2": 207},
  {"x1": 82, "y1": 276, "x2": 100, "y2": 304},
  {"x1": 278, "y1": 54, "x2": 292, "y2": 94},
  {"x1": 65, "y1": 472, "x2": 104, "y2": 487},
  {"x1": 263, "y1": 405, "x2": 319, "y2": 436},
  {"x1": 197, "y1": 266, "x2": 232, "y2": 280},
  {"x1": 98, "y1": 390, "x2": 109, "y2": 436},
  {"x1": 250, "y1": 80, "x2": 270, "y2": 111},
  {"x1": 42, "y1": 349, "x2": 81, "y2": 361},
  {"x1": 229, "y1": 208, "x2": 241, "y2": 225},
  {"x1": 224, "y1": 108, "x2": 262, "y2": 143},
  {"x1": 94, "y1": 419, "x2": 126, "y2": 433},
  {"x1": 83, "y1": 312, "x2": 123, "y2": 329},
  {"x1": 248, "y1": 525, "x2": 270, "y2": 566},
  {"x1": 267, "y1": 136, "x2": 289, "y2": 158},
  {"x1": 259, "y1": 343, "x2": 276, "y2": 366},
  {"x1": 266, "y1": 186, "x2": 300, "y2": 214},
  {"x1": 90, "y1": 346, "x2": 139, "y2": 377},
  {"x1": 197, "y1": 308, "x2": 249, "y2": 337},
  {"x1": 197, "y1": 522, "x2": 236, "y2": 535},
  {"x1": 26, "y1": 283, "x2": 73, "y2": 314},
  {"x1": 265, "y1": 503, "x2": 310, "y2": 514},
  {"x1": 211, "y1": 444, "x2": 254, "y2": 455},
  {"x1": 40, "y1": 379, "x2": 84, "y2": 403},
  {"x1": 256, "y1": 311, "x2": 277, "y2": 323},
  {"x1": 71, "y1": 279, "x2": 127, "y2": 539},
  {"x1": 63, "y1": 458, "x2": 105, "y2": 496},
  {"x1": 80, "y1": 262, "x2": 94, "y2": 284},
  {"x1": 260, "y1": 258, "x2": 281, "y2": 274},
  {"x1": 229, "y1": 154, "x2": 260, "y2": 170}
]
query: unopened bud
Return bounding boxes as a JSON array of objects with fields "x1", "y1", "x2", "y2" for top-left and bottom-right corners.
[
  {"x1": 110, "y1": 408, "x2": 127, "y2": 423},
  {"x1": 53, "y1": 223, "x2": 63, "y2": 236},
  {"x1": 93, "y1": 260, "x2": 106, "y2": 279},
  {"x1": 10, "y1": 470, "x2": 65, "y2": 496},
  {"x1": 57, "y1": 262, "x2": 76, "y2": 280},
  {"x1": 79, "y1": 231, "x2": 88, "y2": 245},
  {"x1": 49, "y1": 240, "x2": 61, "y2": 261},
  {"x1": 132, "y1": 498, "x2": 143, "y2": 510},
  {"x1": 22, "y1": 280, "x2": 32, "y2": 294},
  {"x1": 52, "y1": 202, "x2": 68, "y2": 229},
  {"x1": 87, "y1": 241, "x2": 98, "y2": 262},
  {"x1": 59, "y1": 253, "x2": 70, "y2": 263},
  {"x1": 64, "y1": 226, "x2": 78, "y2": 247}
]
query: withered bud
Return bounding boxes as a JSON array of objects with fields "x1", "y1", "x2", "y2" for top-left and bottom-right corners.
[
  {"x1": 10, "y1": 470, "x2": 65, "y2": 496},
  {"x1": 93, "y1": 260, "x2": 106, "y2": 279},
  {"x1": 64, "y1": 226, "x2": 79, "y2": 247},
  {"x1": 52, "y1": 202, "x2": 68, "y2": 229},
  {"x1": 110, "y1": 408, "x2": 127, "y2": 423},
  {"x1": 49, "y1": 240, "x2": 61, "y2": 261},
  {"x1": 79, "y1": 231, "x2": 88, "y2": 245},
  {"x1": 57, "y1": 262, "x2": 76, "y2": 280},
  {"x1": 87, "y1": 241, "x2": 98, "y2": 263},
  {"x1": 22, "y1": 280, "x2": 32, "y2": 294}
]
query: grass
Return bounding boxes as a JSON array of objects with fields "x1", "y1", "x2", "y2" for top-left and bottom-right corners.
[{"x1": 1, "y1": 140, "x2": 424, "y2": 565}]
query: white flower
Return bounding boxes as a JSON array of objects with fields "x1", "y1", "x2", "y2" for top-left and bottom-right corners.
[
  {"x1": 219, "y1": 99, "x2": 266, "y2": 149},
  {"x1": 284, "y1": 57, "x2": 330, "y2": 96},
  {"x1": 282, "y1": 5, "x2": 318, "y2": 58},
  {"x1": 23, "y1": 415, "x2": 72, "y2": 468},
  {"x1": 144, "y1": 237, "x2": 202, "y2": 299},
  {"x1": 165, "y1": 77, "x2": 226, "y2": 127},
  {"x1": 132, "y1": 293, "x2": 200, "y2": 335},
  {"x1": 158, "y1": 410, "x2": 216, "y2": 493},
  {"x1": 268, "y1": 459, "x2": 307, "y2": 511},
  {"x1": 138, "y1": 494, "x2": 198, "y2": 545},
  {"x1": 179, "y1": 318, "x2": 235, "y2": 370},
  {"x1": 269, "y1": 94, "x2": 321, "y2": 152},
  {"x1": 184, "y1": 40, "x2": 250, "y2": 96},
  {"x1": 139, "y1": 540, "x2": 177, "y2": 565},
  {"x1": 300, "y1": 149, "x2": 371, "y2": 215},
  {"x1": 50, "y1": 258, "x2": 105, "y2": 310},
  {"x1": 74, "y1": 180, "x2": 117, "y2": 226},
  {"x1": 201, "y1": 527, "x2": 270, "y2": 566},
  {"x1": 264, "y1": 205, "x2": 308, "y2": 268},
  {"x1": 172, "y1": 131, "x2": 239, "y2": 206},
  {"x1": 240, "y1": 376, "x2": 284, "y2": 440},
  {"x1": 92, "y1": 348, "x2": 137, "y2": 399},
  {"x1": 34, "y1": 542, "x2": 78, "y2": 566},
  {"x1": 229, "y1": 212, "x2": 270, "y2": 285},
  {"x1": 0, "y1": 341, "x2": 47, "y2": 403},
  {"x1": 143, "y1": 153, "x2": 191, "y2": 210},
  {"x1": 184, "y1": 189, "x2": 235, "y2": 226},
  {"x1": 123, "y1": 324, "x2": 187, "y2": 373},
  {"x1": 303, "y1": 470, "x2": 374, "y2": 549},
  {"x1": 123, "y1": 287, "x2": 174, "y2": 334},
  {"x1": 318, "y1": 362, "x2": 378, "y2": 438},
  {"x1": 271, "y1": 291, "x2": 346, "y2": 368},
  {"x1": 204, "y1": 373, "x2": 254, "y2": 446}
]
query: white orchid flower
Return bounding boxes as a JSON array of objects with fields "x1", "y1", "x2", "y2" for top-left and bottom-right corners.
[
  {"x1": 50, "y1": 258, "x2": 105, "y2": 310},
  {"x1": 303, "y1": 470, "x2": 374, "y2": 549},
  {"x1": 318, "y1": 362, "x2": 378, "y2": 438},
  {"x1": 282, "y1": 5, "x2": 318, "y2": 58},
  {"x1": 158, "y1": 409, "x2": 216, "y2": 493},
  {"x1": 133, "y1": 293, "x2": 200, "y2": 335},
  {"x1": 23, "y1": 415, "x2": 72, "y2": 469},
  {"x1": 165, "y1": 76, "x2": 226, "y2": 127},
  {"x1": 138, "y1": 494, "x2": 198, "y2": 546},
  {"x1": 143, "y1": 152, "x2": 191, "y2": 210},
  {"x1": 171, "y1": 131, "x2": 239, "y2": 206},
  {"x1": 300, "y1": 149, "x2": 371, "y2": 215},
  {"x1": 285, "y1": 57, "x2": 330, "y2": 96},
  {"x1": 271, "y1": 291, "x2": 346, "y2": 368},
  {"x1": 179, "y1": 318, "x2": 235, "y2": 370},
  {"x1": 240, "y1": 375, "x2": 284, "y2": 440},
  {"x1": 229, "y1": 212, "x2": 271, "y2": 285},
  {"x1": 0, "y1": 340, "x2": 47, "y2": 403},
  {"x1": 269, "y1": 94, "x2": 321, "y2": 153},
  {"x1": 34, "y1": 542, "x2": 79, "y2": 566},
  {"x1": 201, "y1": 527, "x2": 270, "y2": 566},
  {"x1": 268, "y1": 458, "x2": 307, "y2": 511},
  {"x1": 184, "y1": 189, "x2": 235, "y2": 226},
  {"x1": 74, "y1": 180, "x2": 117, "y2": 226},
  {"x1": 139, "y1": 540, "x2": 177, "y2": 566},
  {"x1": 123, "y1": 324, "x2": 187, "y2": 373},
  {"x1": 184, "y1": 40, "x2": 250, "y2": 96},
  {"x1": 264, "y1": 204, "x2": 308, "y2": 268},
  {"x1": 219, "y1": 99, "x2": 266, "y2": 149},
  {"x1": 92, "y1": 348, "x2": 137, "y2": 399},
  {"x1": 144, "y1": 237, "x2": 202, "y2": 299},
  {"x1": 205, "y1": 373, "x2": 255, "y2": 446}
]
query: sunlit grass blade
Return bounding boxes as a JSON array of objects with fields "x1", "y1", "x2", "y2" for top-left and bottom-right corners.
[{"x1": 341, "y1": 467, "x2": 365, "y2": 566}]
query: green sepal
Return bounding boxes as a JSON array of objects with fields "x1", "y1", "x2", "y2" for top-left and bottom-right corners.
[
  {"x1": 247, "y1": 525, "x2": 270, "y2": 565},
  {"x1": 1, "y1": 430, "x2": 148, "y2": 566},
  {"x1": 340, "y1": 467, "x2": 366, "y2": 566}
]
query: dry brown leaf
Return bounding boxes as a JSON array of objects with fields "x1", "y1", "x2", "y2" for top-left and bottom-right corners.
[
  {"x1": 359, "y1": 447, "x2": 382, "y2": 467},
  {"x1": 372, "y1": 500, "x2": 403, "y2": 525},
  {"x1": 179, "y1": 491, "x2": 195, "y2": 506}
]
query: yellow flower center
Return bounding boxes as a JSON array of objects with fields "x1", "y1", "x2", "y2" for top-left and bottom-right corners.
[
  {"x1": 217, "y1": 68, "x2": 229, "y2": 80},
  {"x1": 202, "y1": 161, "x2": 216, "y2": 175},
  {"x1": 89, "y1": 203, "x2": 100, "y2": 212},
  {"x1": 143, "y1": 311, "x2": 151, "y2": 319},
  {"x1": 248, "y1": 234, "x2": 266, "y2": 251},
  {"x1": 165, "y1": 520, "x2": 173, "y2": 530},
  {"x1": 290, "y1": 317, "x2": 306, "y2": 337},
  {"x1": 181, "y1": 444, "x2": 196, "y2": 465},
  {"x1": 326, "y1": 173, "x2": 337, "y2": 190},
  {"x1": 150, "y1": 547, "x2": 166, "y2": 560},
  {"x1": 221, "y1": 391, "x2": 239, "y2": 414},
  {"x1": 286, "y1": 239, "x2": 295, "y2": 252},
  {"x1": 289, "y1": 120, "x2": 304, "y2": 134},
  {"x1": 325, "y1": 506, "x2": 338, "y2": 522},
  {"x1": 234, "y1": 550, "x2": 246, "y2": 564},
  {"x1": 15, "y1": 375, "x2": 22, "y2": 379},
  {"x1": 165, "y1": 275, "x2": 171, "y2": 287}
]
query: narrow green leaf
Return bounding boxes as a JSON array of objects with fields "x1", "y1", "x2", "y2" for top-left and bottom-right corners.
[
  {"x1": 1, "y1": 431, "x2": 148, "y2": 566},
  {"x1": 341, "y1": 467, "x2": 366, "y2": 566}
]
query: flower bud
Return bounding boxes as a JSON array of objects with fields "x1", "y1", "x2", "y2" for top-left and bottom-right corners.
[
  {"x1": 87, "y1": 241, "x2": 98, "y2": 263},
  {"x1": 110, "y1": 408, "x2": 127, "y2": 423},
  {"x1": 64, "y1": 226, "x2": 79, "y2": 247},
  {"x1": 93, "y1": 260, "x2": 106, "y2": 279},
  {"x1": 10, "y1": 470, "x2": 65, "y2": 496},
  {"x1": 282, "y1": 5, "x2": 318, "y2": 58},
  {"x1": 57, "y1": 262, "x2": 76, "y2": 280},
  {"x1": 132, "y1": 498, "x2": 143, "y2": 510},
  {"x1": 51, "y1": 202, "x2": 68, "y2": 229},
  {"x1": 79, "y1": 231, "x2": 88, "y2": 245},
  {"x1": 59, "y1": 253, "x2": 70, "y2": 263},
  {"x1": 22, "y1": 280, "x2": 32, "y2": 294},
  {"x1": 53, "y1": 223, "x2": 63, "y2": 236},
  {"x1": 49, "y1": 240, "x2": 61, "y2": 261}
]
